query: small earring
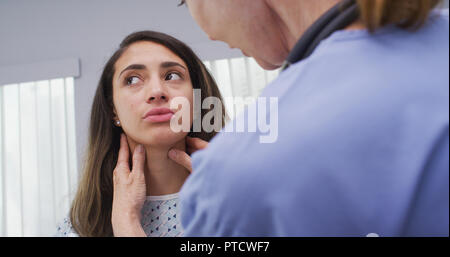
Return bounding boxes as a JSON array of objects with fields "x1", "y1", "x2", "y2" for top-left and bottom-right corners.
[{"x1": 115, "y1": 120, "x2": 121, "y2": 126}]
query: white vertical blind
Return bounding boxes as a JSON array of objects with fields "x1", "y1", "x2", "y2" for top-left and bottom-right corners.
[
  {"x1": 2, "y1": 84, "x2": 22, "y2": 236},
  {"x1": 0, "y1": 84, "x2": 3, "y2": 237},
  {"x1": 20, "y1": 81, "x2": 39, "y2": 236},
  {"x1": 204, "y1": 57, "x2": 280, "y2": 120},
  {"x1": 0, "y1": 77, "x2": 77, "y2": 236}
]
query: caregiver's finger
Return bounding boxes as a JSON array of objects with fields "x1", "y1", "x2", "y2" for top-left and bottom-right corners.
[
  {"x1": 186, "y1": 147, "x2": 195, "y2": 155},
  {"x1": 186, "y1": 146, "x2": 202, "y2": 155},
  {"x1": 186, "y1": 136, "x2": 208, "y2": 151},
  {"x1": 117, "y1": 134, "x2": 130, "y2": 169},
  {"x1": 168, "y1": 149, "x2": 192, "y2": 173},
  {"x1": 132, "y1": 144, "x2": 146, "y2": 178}
]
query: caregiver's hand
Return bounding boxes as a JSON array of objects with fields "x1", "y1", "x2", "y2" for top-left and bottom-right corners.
[
  {"x1": 111, "y1": 134, "x2": 147, "y2": 237},
  {"x1": 168, "y1": 136, "x2": 209, "y2": 173}
]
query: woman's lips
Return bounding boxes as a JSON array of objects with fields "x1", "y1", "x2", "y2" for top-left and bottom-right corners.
[
  {"x1": 143, "y1": 107, "x2": 174, "y2": 123},
  {"x1": 144, "y1": 112, "x2": 174, "y2": 123}
]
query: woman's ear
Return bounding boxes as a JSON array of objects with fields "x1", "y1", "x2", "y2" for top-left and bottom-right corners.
[{"x1": 112, "y1": 107, "x2": 121, "y2": 127}]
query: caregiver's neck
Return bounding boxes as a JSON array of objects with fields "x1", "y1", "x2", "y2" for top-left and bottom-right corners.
[{"x1": 266, "y1": 0, "x2": 365, "y2": 52}]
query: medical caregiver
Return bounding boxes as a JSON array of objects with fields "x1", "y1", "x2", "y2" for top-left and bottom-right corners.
[{"x1": 170, "y1": 0, "x2": 449, "y2": 236}]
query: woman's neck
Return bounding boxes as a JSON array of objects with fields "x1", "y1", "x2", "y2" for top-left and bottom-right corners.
[{"x1": 142, "y1": 140, "x2": 190, "y2": 196}]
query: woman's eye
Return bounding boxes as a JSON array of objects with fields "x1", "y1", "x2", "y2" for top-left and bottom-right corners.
[
  {"x1": 126, "y1": 76, "x2": 141, "y2": 85},
  {"x1": 165, "y1": 72, "x2": 182, "y2": 81}
]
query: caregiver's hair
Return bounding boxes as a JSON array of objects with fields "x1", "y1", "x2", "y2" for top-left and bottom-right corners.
[
  {"x1": 70, "y1": 31, "x2": 227, "y2": 236},
  {"x1": 356, "y1": 0, "x2": 442, "y2": 31}
]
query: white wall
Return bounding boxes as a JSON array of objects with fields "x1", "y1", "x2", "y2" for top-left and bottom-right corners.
[{"x1": 0, "y1": 0, "x2": 243, "y2": 170}]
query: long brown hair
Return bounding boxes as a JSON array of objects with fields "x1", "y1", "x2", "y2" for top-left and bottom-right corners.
[
  {"x1": 356, "y1": 0, "x2": 442, "y2": 32},
  {"x1": 70, "y1": 31, "x2": 227, "y2": 237}
]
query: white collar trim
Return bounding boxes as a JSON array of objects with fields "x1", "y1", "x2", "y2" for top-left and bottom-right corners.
[{"x1": 145, "y1": 192, "x2": 179, "y2": 201}]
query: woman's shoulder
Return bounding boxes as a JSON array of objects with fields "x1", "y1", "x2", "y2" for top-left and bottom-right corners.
[{"x1": 55, "y1": 216, "x2": 79, "y2": 237}]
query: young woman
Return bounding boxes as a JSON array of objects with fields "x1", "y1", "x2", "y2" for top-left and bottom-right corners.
[{"x1": 55, "y1": 30, "x2": 227, "y2": 237}]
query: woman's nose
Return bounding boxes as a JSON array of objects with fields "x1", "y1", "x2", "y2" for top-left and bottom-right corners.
[{"x1": 146, "y1": 82, "x2": 168, "y2": 103}]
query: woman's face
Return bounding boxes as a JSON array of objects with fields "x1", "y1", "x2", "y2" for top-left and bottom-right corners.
[{"x1": 112, "y1": 41, "x2": 193, "y2": 147}]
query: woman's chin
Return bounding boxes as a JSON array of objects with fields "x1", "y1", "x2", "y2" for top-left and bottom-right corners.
[{"x1": 139, "y1": 128, "x2": 188, "y2": 147}]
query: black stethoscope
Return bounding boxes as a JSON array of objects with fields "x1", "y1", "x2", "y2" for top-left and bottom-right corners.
[{"x1": 281, "y1": 0, "x2": 360, "y2": 71}]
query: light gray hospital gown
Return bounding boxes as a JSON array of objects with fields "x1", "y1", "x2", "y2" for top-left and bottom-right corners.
[{"x1": 55, "y1": 193, "x2": 183, "y2": 237}]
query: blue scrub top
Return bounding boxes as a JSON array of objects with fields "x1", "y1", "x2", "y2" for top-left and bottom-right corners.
[{"x1": 179, "y1": 10, "x2": 449, "y2": 237}]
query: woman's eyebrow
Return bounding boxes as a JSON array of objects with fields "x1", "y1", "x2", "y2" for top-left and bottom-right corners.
[
  {"x1": 160, "y1": 61, "x2": 187, "y2": 71},
  {"x1": 119, "y1": 64, "x2": 146, "y2": 77}
]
